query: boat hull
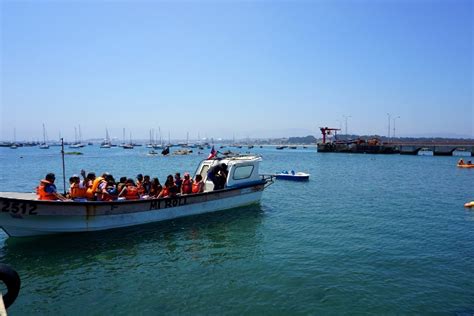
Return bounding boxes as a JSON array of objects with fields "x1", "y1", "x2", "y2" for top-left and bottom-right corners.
[
  {"x1": 0, "y1": 184, "x2": 265, "y2": 237},
  {"x1": 275, "y1": 175, "x2": 309, "y2": 181}
]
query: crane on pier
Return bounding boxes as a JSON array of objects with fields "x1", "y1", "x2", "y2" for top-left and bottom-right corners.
[{"x1": 319, "y1": 127, "x2": 341, "y2": 144}]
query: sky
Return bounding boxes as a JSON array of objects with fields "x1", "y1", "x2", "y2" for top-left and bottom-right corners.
[{"x1": 1, "y1": 0, "x2": 472, "y2": 142}]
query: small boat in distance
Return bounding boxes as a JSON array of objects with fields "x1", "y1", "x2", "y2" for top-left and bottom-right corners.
[
  {"x1": 100, "y1": 129, "x2": 112, "y2": 148},
  {"x1": 39, "y1": 124, "x2": 49, "y2": 149},
  {"x1": 418, "y1": 148, "x2": 434, "y2": 156},
  {"x1": 0, "y1": 155, "x2": 273, "y2": 237},
  {"x1": 274, "y1": 170, "x2": 310, "y2": 181}
]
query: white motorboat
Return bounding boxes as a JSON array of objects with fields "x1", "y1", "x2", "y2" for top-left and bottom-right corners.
[
  {"x1": 0, "y1": 155, "x2": 273, "y2": 237},
  {"x1": 274, "y1": 170, "x2": 310, "y2": 181},
  {"x1": 418, "y1": 148, "x2": 434, "y2": 156}
]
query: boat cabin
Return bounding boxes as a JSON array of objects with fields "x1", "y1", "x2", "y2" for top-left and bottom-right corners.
[{"x1": 194, "y1": 155, "x2": 263, "y2": 191}]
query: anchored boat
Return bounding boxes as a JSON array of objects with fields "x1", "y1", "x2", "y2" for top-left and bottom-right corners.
[
  {"x1": 274, "y1": 170, "x2": 310, "y2": 181},
  {"x1": 0, "y1": 155, "x2": 273, "y2": 237}
]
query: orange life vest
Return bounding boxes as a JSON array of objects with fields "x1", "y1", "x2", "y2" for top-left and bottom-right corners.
[
  {"x1": 36, "y1": 180, "x2": 57, "y2": 200},
  {"x1": 125, "y1": 184, "x2": 140, "y2": 200},
  {"x1": 182, "y1": 179, "x2": 193, "y2": 194},
  {"x1": 86, "y1": 177, "x2": 105, "y2": 199},
  {"x1": 192, "y1": 181, "x2": 203, "y2": 194},
  {"x1": 160, "y1": 187, "x2": 169, "y2": 198},
  {"x1": 70, "y1": 183, "x2": 87, "y2": 199}
]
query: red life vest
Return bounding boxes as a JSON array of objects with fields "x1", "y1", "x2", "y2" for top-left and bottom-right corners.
[
  {"x1": 125, "y1": 184, "x2": 140, "y2": 200},
  {"x1": 160, "y1": 187, "x2": 169, "y2": 198},
  {"x1": 36, "y1": 180, "x2": 57, "y2": 200},
  {"x1": 181, "y1": 179, "x2": 193, "y2": 194},
  {"x1": 192, "y1": 181, "x2": 203, "y2": 194}
]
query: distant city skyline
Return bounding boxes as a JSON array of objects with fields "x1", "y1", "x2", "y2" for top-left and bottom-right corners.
[{"x1": 1, "y1": 1, "x2": 472, "y2": 140}]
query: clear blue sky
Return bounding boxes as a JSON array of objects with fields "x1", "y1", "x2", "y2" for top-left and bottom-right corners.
[{"x1": 1, "y1": 0, "x2": 472, "y2": 141}]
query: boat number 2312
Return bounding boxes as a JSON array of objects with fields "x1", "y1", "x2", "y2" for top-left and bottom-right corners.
[{"x1": 2, "y1": 201, "x2": 38, "y2": 215}]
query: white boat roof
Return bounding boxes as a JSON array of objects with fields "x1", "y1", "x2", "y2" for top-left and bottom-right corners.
[{"x1": 204, "y1": 154, "x2": 262, "y2": 164}]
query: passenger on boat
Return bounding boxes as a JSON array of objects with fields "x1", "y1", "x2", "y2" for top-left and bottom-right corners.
[
  {"x1": 142, "y1": 175, "x2": 151, "y2": 196},
  {"x1": 192, "y1": 174, "x2": 204, "y2": 194},
  {"x1": 157, "y1": 175, "x2": 179, "y2": 198},
  {"x1": 174, "y1": 173, "x2": 183, "y2": 192},
  {"x1": 36, "y1": 173, "x2": 68, "y2": 201},
  {"x1": 119, "y1": 178, "x2": 140, "y2": 200},
  {"x1": 116, "y1": 177, "x2": 127, "y2": 194},
  {"x1": 458, "y1": 159, "x2": 465, "y2": 165},
  {"x1": 69, "y1": 175, "x2": 87, "y2": 201},
  {"x1": 150, "y1": 177, "x2": 163, "y2": 197},
  {"x1": 136, "y1": 174, "x2": 144, "y2": 196},
  {"x1": 181, "y1": 173, "x2": 193, "y2": 195},
  {"x1": 83, "y1": 171, "x2": 96, "y2": 188},
  {"x1": 207, "y1": 163, "x2": 228, "y2": 190},
  {"x1": 98, "y1": 174, "x2": 117, "y2": 201}
]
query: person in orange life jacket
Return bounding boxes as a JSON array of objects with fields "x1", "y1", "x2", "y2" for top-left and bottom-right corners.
[
  {"x1": 69, "y1": 175, "x2": 87, "y2": 200},
  {"x1": 207, "y1": 163, "x2": 228, "y2": 190},
  {"x1": 136, "y1": 174, "x2": 145, "y2": 195},
  {"x1": 174, "y1": 173, "x2": 183, "y2": 192},
  {"x1": 118, "y1": 178, "x2": 140, "y2": 200},
  {"x1": 150, "y1": 177, "x2": 163, "y2": 197},
  {"x1": 181, "y1": 173, "x2": 193, "y2": 195},
  {"x1": 157, "y1": 175, "x2": 178, "y2": 198},
  {"x1": 192, "y1": 174, "x2": 204, "y2": 194},
  {"x1": 37, "y1": 173, "x2": 68, "y2": 201},
  {"x1": 82, "y1": 170, "x2": 95, "y2": 190},
  {"x1": 83, "y1": 171, "x2": 97, "y2": 200}
]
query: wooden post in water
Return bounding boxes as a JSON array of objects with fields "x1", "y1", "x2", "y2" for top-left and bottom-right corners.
[{"x1": 61, "y1": 138, "x2": 66, "y2": 195}]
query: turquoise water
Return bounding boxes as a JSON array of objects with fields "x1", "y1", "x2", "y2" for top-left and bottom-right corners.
[{"x1": 0, "y1": 146, "x2": 473, "y2": 314}]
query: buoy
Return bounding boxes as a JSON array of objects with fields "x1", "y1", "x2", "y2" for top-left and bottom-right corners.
[
  {"x1": 0, "y1": 264, "x2": 21, "y2": 309},
  {"x1": 464, "y1": 201, "x2": 474, "y2": 208}
]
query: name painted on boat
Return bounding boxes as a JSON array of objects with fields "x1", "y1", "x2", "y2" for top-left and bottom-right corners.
[
  {"x1": 2, "y1": 201, "x2": 38, "y2": 215},
  {"x1": 149, "y1": 197, "x2": 188, "y2": 210}
]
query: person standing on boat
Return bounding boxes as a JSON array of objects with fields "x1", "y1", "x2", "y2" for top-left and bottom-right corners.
[
  {"x1": 207, "y1": 163, "x2": 228, "y2": 190},
  {"x1": 37, "y1": 173, "x2": 68, "y2": 201}
]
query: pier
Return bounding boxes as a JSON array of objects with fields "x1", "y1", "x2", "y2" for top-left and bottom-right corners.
[{"x1": 317, "y1": 127, "x2": 474, "y2": 156}]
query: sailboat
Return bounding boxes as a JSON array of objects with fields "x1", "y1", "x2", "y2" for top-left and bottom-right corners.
[
  {"x1": 123, "y1": 131, "x2": 134, "y2": 149},
  {"x1": 39, "y1": 123, "x2": 49, "y2": 149},
  {"x1": 69, "y1": 126, "x2": 85, "y2": 148},
  {"x1": 10, "y1": 128, "x2": 18, "y2": 149},
  {"x1": 152, "y1": 127, "x2": 163, "y2": 149},
  {"x1": 100, "y1": 129, "x2": 112, "y2": 148}
]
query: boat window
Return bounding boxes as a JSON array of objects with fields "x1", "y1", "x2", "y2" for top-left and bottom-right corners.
[
  {"x1": 200, "y1": 165, "x2": 210, "y2": 179},
  {"x1": 233, "y1": 165, "x2": 254, "y2": 180}
]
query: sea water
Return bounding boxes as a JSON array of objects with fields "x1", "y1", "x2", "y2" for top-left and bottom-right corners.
[{"x1": 0, "y1": 146, "x2": 473, "y2": 315}]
